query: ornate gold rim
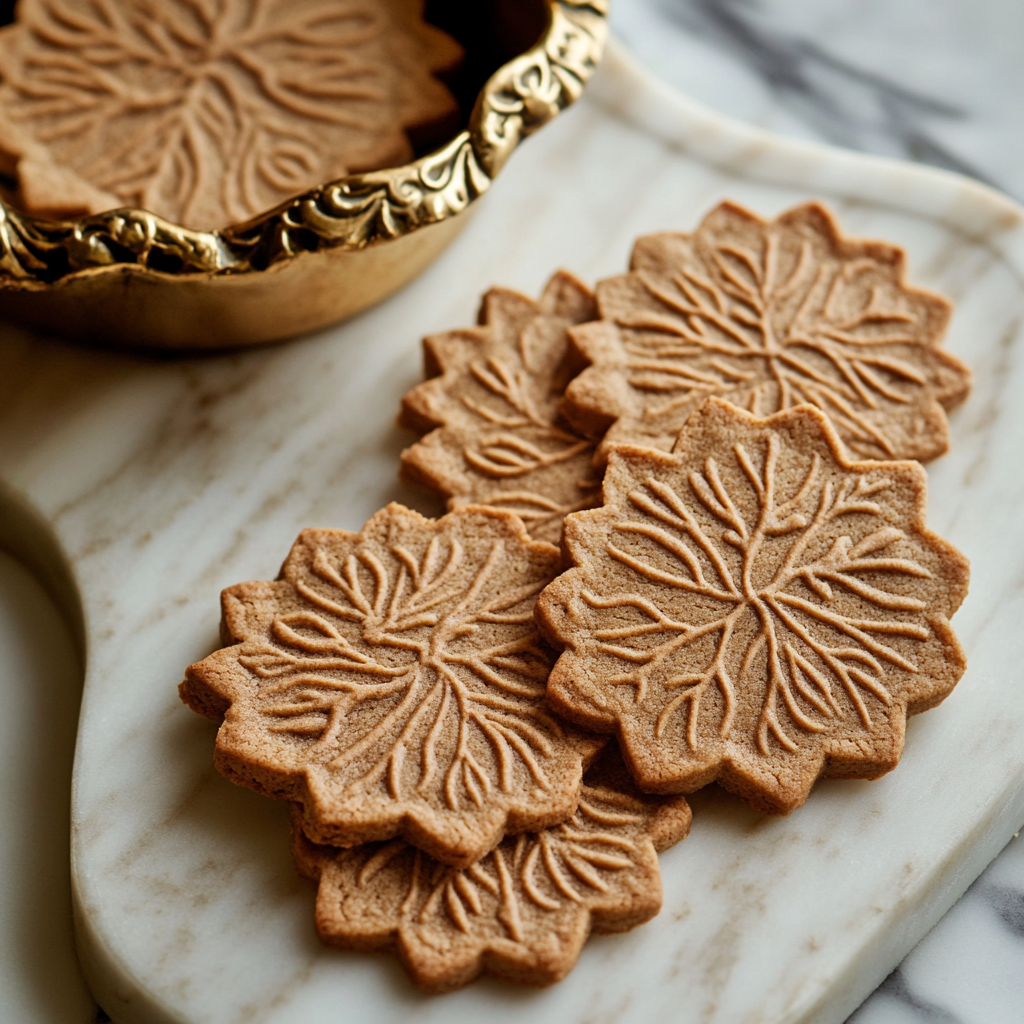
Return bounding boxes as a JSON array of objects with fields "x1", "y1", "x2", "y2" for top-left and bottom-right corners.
[{"x1": 0, "y1": 0, "x2": 607, "y2": 287}]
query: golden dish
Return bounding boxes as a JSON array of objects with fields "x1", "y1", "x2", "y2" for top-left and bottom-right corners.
[{"x1": 0, "y1": 0, "x2": 608, "y2": 350}]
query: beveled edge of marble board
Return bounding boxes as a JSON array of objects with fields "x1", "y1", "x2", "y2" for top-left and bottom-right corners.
[{"x1": 27, "y1": 38, "x2": 1024, "y2": 1024}]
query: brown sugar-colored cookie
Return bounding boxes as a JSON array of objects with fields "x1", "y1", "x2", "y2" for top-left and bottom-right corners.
[
  {"x1": 562, "y1": 202, "x2": 971, "y2": 464},
  {"x1": 0, "y1": 0, "x2": 462, "y2": 229},
  {"x1": 536, "y1": 398, "x2": 969, "y2": 815},
  {"x1": 292, "y1": 745, "x2": 692, "y2": 992},
  {"x1": 400, "y1": 271, "x2": 601, "y2": 545},
  {"x1": 181, "y1": 503, "x2": 597, "y2": 867}
]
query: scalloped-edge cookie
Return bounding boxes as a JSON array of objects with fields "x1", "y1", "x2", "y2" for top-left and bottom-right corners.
[
  {"x1": 537, "y1": 398, "x2": 969, "y2": 815},
  {"x1": 0, "y1": 0, "x2": 462, "y2": 229},
  {"x1": 292, "y1": 745, "x2": 691, "y2": 992},
  {"x1": 400, "y1": 271, "x2": 601, "y2": 545},
  {"x1": 562, "y1": 201, "x2": 970, "y2": 464},
  {"x1": 181, "y1": 503, "x2": 598, "y2": 867}
]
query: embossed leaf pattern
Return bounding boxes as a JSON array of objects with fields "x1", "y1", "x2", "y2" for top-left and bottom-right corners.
[
  {"x1": 293, "y1": 749, "x2": 691, "y2": 991},
  {"x1": 183, "y1": 504, "x2": 590, "y2": 866},
  {"x1": 538, "y1": 400, "x2": 969, "y2": 814},
  {"x1": 563, "y1": 202, "x2": 971, "y2": 463},
  {"x1": 0, "y1": 0, "x2": 461, "y2": 229},
  {"x1": 400, "y1": 271, "x2": 601, "y2": 544}
]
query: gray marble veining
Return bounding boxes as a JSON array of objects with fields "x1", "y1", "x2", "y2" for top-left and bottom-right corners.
[{"x1": 613, "y1": 0, "x2": 1024, "y2": 199}]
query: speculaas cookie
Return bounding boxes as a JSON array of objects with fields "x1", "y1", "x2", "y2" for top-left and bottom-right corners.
[
  {"x1": 0, "y1": 0, "x2": 462, "y2": 229},
  {"x1": 400, "y1": 272, "x2": 601, "y2": 545},
  {"x1": 181, "y1": 503, "x2": 596, "y2": 867},
  {"x1": 292, "y1": 745, "x2": 691, "y2": 991},
  {"x1": 562, "y1": 202, "x2": 971, "y2": 464},
  {"x1": 537, "y1": 398, "x2": 969, "y2": 815}
]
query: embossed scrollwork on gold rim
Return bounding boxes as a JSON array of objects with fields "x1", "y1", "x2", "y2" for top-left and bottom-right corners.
[{"x1": 0, "y1": 0, "x2": 608, "y2": 285}]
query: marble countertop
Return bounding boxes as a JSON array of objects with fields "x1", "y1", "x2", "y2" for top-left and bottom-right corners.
[
  {"x1": 1, "y1": 2, "x2": 1022, "y2": 1022},
  {"x1": 613, "y1": 0, "x2": 1024, "y2": 201}
]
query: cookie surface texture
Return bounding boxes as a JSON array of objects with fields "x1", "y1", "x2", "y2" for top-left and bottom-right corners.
[
  {"x1": 562, "y1": 202, "x2": 970, "y2": 463},
  {"x1": 537, "y1": 398, "x2": 969, "y2": 814},
  {"x1": 181, "y1": 504, "x2": 591, "y2": 866},
  {"x1": 400, "y1": 271, "x2": 601, "y2": 544},
  {"x1": 293, "y1": 746, "x2": 692, "y2": 992},
  {"x1": 0, "y1": 0, "x2": 461, "y2": 229}
]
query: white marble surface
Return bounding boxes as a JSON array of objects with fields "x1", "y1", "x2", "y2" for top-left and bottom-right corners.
[{"x1": 2, "y1": 7, "x2": 1024, "y2": 1024}]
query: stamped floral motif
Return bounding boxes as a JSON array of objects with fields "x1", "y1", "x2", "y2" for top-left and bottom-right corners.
[
  {"x1": 181, "y1": 504, "x2": 593, "y2": 866},
  {"x1": 563, "y1": 202, "x2": 971, "y2": 463},
  {"x1": 400, "y1": 271, "x2": 601, "y2": 544},
  {"x1": 293, "y1": 748, "x2": 691, "y2": 992},
  {"x1": 537, "y1": 399, "x2": 969, "y2": 814},
  {"x1": 0, "y1": 0, "x2": 462, "y2": 229}
]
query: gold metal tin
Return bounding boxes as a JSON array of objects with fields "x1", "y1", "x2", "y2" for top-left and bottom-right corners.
[{"x1": 0, "y1": 0, "x2": 607, "y2": 350}]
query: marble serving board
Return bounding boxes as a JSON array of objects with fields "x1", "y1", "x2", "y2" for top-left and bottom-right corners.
[{"x1": 2, "y1": 42, "x2": 1024, "y2": 1024}]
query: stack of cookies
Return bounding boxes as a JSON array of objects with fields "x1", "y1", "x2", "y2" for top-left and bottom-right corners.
[{"x1": 181, "y1": 201, "x2": 971, "y2": 991}]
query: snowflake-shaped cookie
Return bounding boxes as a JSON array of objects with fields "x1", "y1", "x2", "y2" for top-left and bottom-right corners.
[
  {"x1": 293, "y1": 747, "x2": 691, "y2": 991},
  {"x1": 562, "y1": 202, "x2": 970, "y2": 463},
  {"x1": 0, "y1": 0, "x2": 461, "y2": 229},
  {"x1": 537, "y1": 399, "x2": 969, "y2": 814},
  {"x1": 182, "y1": 504, "x2": 594, "y2": 867},
  {"x1": 400, "y1": 271, "x2": 600, "y2": 545}
]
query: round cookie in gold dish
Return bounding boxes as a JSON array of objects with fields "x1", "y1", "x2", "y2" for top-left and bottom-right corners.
[{"x1": 0, "y1": 0, "x2": 608, "y2": 349}]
